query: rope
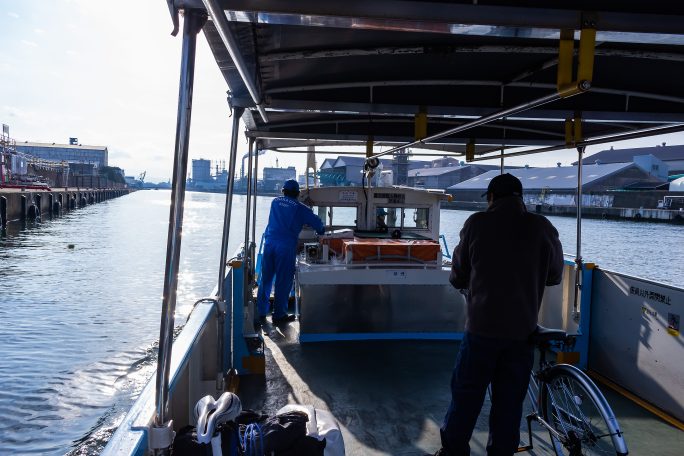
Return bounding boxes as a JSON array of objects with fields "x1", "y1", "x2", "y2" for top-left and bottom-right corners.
[{"x1": 240, "y1": 422, "x2": 263, "y2": 456}]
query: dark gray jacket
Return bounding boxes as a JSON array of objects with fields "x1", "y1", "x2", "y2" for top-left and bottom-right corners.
[{"x1": 450, "y1": 196, "x2": 564, "y2": 340}]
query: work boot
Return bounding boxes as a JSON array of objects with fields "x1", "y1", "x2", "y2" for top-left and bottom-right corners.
[{"x1": 272, "y1": 313, "x2": 296, "y2": 325}]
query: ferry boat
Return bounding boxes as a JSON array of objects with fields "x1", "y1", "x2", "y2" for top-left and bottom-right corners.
[
  {"x1": 294, "y1": 185, "x2": 463, "y2": 342},
  {"x1": 104, "y1": 2, "x2": 684, "y2": 455}
]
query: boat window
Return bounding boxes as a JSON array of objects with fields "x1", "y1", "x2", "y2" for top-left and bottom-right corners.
[
  {"x1": 377, "y1": 207, "x2": 429, "y2": 230},
  {"x1": 313, "y1": 205, "x2": 358, "y2": 227},
  {"x1": 376, "y1": 207, "x2": 400, "y2": 229},
  {"x1": 404, "y1": 207, "x2": 430, "y2": 229}
]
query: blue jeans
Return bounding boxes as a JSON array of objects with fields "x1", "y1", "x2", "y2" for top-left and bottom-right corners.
[
  {"x1": 256, "y1": 242, "x2": 296, "y2": 319},
  {"x1": 441, "y1": 332, "x2": 534, "y2": 456}
]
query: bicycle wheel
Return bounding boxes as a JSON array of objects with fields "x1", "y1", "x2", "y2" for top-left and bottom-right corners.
[{"x1": 540, "y1": 364, "x2": 628, "y2": 456}]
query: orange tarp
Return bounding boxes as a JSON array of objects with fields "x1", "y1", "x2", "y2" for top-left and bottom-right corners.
[{"x1": 342, "y1": 238, "x2": 440, "y2": 262}]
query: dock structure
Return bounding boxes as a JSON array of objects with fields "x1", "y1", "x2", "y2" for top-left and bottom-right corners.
[
  {"x1": 0, "y1": 187, "x2": 131, "y2": 228},
  {"x1": 444, "y1": 200, "x2": 684, "y2": 223}
]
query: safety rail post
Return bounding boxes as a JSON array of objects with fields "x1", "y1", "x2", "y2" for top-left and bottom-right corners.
[
  {"x1": 250, "y1": 145, "x2": 259, "y2": 277},
  {"x1": 152, "y1": 9, "x2": 206, "y2": 456},
  {"x1": 243, "y1": 138, "x2": 255, "y2": 312},
  {"x1": 573, "y1": 144, "x2": 585, "y2": 322},
  {"x1": 575, "y1": 263, "x2": 594, "y2": 370},
  {"x1": 230, "y1": 258, "x2": 251, "y2": 374},
  {"x1": 216, "y1": 105, "x2": 244, "y2": 392}
]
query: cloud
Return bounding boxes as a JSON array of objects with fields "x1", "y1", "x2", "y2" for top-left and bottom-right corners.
[
  {"x1": 7, "y1": 12, "x2": 19, "y2": 18},
  {"x1": 21, "y1": 40, "x2": 39, "y2": 47},
  {"x1": 34, "y1": 28, "x2": 46, "y2": 35}
]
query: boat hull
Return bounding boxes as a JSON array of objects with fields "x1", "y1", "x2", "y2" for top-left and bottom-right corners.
[{"x1": 298, "y1": 267, "x2": 465, "y2": 340}]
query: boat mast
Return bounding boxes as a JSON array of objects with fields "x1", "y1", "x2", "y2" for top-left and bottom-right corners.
[{"x1": 153, "y1": 9, "x2": 206, "y2": 454}]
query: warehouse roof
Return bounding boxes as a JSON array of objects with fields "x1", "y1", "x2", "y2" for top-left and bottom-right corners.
[
  {"x1": 17, "y1": 141, "x2": 108, "y2": 151},
  {"x1": 449, "y1": 163, "x2": 636, "y2": 191},
  {"x1": 409, "y1": 165, "x2": 470, "y2": 177},
  {"x1": 576, "y1": 145, "x2": 684, "y2": 165}
]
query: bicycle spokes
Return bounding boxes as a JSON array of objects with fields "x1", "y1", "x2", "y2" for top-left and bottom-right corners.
[{"x1": 545, "y1": 375, "x2": 620, "y2": 455}]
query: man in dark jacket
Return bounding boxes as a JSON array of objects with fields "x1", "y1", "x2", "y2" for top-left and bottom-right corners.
[
  {"x1": 435, "y1": 173, "x2": 564, "y2": 456},
  {"x1": 256, "y1": 179, "x2": 325, "y2": 325}
]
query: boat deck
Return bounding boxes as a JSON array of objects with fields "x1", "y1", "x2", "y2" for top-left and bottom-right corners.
[{"x1": 238, "y1": 321, "x2": 683, "y2": 455}]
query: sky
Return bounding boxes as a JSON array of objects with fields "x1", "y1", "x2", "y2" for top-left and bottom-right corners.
[{"x1": 2, "y1": 0, "x2": 683, "y2": 183}]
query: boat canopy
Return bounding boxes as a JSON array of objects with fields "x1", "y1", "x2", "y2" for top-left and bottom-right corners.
[{"x1": 170, "y1": 1, "x2": 684, "y2": 158}]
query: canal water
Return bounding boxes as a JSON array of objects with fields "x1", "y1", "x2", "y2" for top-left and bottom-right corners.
[{"x1": 0, "y1": 189, "x2": 681, "y2": 454}]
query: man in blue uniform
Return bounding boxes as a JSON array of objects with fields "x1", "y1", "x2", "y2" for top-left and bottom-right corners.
[
  {"x1": 256, "y1": 179, "x2": 325, "y2": 325},
  {"x1": 435, "y1": 173, "x2": 564, "y2": 456}
]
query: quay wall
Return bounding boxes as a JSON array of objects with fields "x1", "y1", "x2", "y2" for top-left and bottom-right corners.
[
  {"x1": 442, "y1": 200, "x2": 684, "y2": 224},
  {"x1": 0, "y1": 187, "x2": 132, "y2": 227}
]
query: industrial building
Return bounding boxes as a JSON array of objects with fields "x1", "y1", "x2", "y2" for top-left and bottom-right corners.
[
  {"x1": 191, "y1": 159, "x2": 212, "y2": 183},
  {"x1": 317, "y1": 155, "x2": 431, "y2": 186},
  {"x1": 16, "y1": 141, "x2": 108, "y2": 170},
  {"x1": 408, "y1": 163, "x2": 500, "y2": 191},
  {"x1": 576, "y1": 144, "x2": 684, "y2": 176},
  {"x1": 448, "y1": 162, "x2": 668, "y2": 208},
  {"x1": 262, "y1": 166, "x2": 296, "y2": 192}
]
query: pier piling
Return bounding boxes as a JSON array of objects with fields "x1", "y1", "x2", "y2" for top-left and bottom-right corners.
[{"x1": 0, "y1": 188, "x2": 133, "y2": 227}]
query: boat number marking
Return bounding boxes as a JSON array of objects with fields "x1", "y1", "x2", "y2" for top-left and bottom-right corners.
[
  {"x1": 386, "y1": 270, "x2": 408, "y2": 279},
  {"x1": 338, "y1": 190, "x2": 358, "y2": 202},
  {"x1": 374, "y1": 193, "x2": 405, "y2": 204}
]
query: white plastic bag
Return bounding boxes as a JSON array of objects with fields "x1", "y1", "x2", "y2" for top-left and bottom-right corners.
[{"x1": 277, "y1": 404, "x2": 345, "y2": 456}]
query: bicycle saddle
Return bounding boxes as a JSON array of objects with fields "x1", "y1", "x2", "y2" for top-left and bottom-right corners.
[{"x1": 529, "y1": 325, "x2": 567, "y2": 343}]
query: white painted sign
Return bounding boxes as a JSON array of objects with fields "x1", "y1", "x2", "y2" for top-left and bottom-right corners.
[
  {"x1": 338, "y1": 190, "x2": 358, "y2": 202},
  {"x1": 385, "y1": 270, "x2": 408, "y2": 280}
]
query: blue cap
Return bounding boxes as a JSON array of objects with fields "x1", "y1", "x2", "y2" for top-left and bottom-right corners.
[{"x1": 283, "y1": 179, "x2": 300, "y2": 192}]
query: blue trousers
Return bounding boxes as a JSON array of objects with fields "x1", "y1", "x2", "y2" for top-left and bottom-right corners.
[
  {"x1": 441, "y1": 332, "x2": 534, "y2": 456},
  {"x1": 256, "y1": 242, "x2": 296, "y2": 319}
]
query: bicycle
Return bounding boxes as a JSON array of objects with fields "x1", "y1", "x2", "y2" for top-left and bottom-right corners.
[{"x1": 517, "y1": 326, "x2": 629, "y2": 455}]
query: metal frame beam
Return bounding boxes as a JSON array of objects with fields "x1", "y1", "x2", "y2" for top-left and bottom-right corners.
[
  {"x1": 265, "y1": 81, "x2": 684, "y2": 106},
  {"x1": 233, "y1": 99, "x2": 684, "y2": 125},
  {"x1": 216, "y1": 0, "x2": 684, "y2": 36},
  {"x1": 259, "y1": 45, "x2": 684, "y2": 64},
  {"x1": 202, "y1": 0, "x2": 269, "y2": 122},
  {"x1": 467, "y1": 123, "x2": 684, "y2": 162},
  {"x1": 247, "y1": 130, "x2": 554, "y2": 147}
]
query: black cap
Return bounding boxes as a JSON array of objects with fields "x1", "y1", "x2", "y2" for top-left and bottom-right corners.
[{"x1": 481, "y1": 173, "x2": 523, "y2": 199}]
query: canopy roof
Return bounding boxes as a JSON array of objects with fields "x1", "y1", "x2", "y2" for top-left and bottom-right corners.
[{"x1": 174, "y1": 1, "x2": 684, "y2": 160}]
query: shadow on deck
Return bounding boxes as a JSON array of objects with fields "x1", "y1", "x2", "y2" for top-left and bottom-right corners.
[{"x1": 237, "y1": 322, "x2": 682, "y2": 455}]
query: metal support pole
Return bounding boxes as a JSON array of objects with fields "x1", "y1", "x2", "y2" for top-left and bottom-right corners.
[
  {"x1": 243, "y1": 138, "x2": 254, "y2": 304},
  {"x1": 216, "y1": 107, "x2": 244, "y2": 380},
  {"x1": 201, "y1": 0, "x2": 268, "y2": 123},
  {"x1": 153, "y1": 9, "x2": 206, "y2": 451},
  {"x1": 573, "y1": 145, "x2": 585, "y2": 319},
  {"x1": 250, "y1": 145, "x2": 259, "y2": 276},
  {"x1": 217, "y1": 108, "x2": 245, "y2": 303},
  {"x1": 500, "y1": 149, "x2": 504, "y2": 174}
]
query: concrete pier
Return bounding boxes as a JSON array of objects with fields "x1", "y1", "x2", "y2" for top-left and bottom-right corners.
[
  {"x1": 443, "y1": 201, "x2": 684, "y2": 224},
  {"x1": 0, "y1": 187, "x2": 132, "y2": 228}
]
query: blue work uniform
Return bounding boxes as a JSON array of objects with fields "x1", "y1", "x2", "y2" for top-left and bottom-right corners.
[{"x1": 256, "y1": 195, "x2": 325, "y2": 319}]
